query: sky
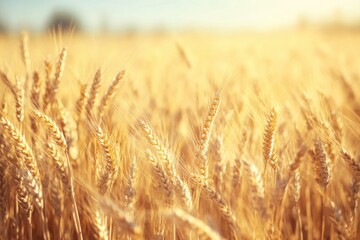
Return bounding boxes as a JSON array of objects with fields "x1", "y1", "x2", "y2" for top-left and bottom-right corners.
[{"x1": 0, "y1": 0, "x2": 359, "y2": 31}]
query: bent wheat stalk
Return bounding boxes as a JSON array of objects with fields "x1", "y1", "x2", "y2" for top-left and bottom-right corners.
[
  {"x1": 34, "y1": 112, "x2": 82, "y2": 240},
  {"x1": 47, "y1": 142, "x2": 83, "y2": 240}
]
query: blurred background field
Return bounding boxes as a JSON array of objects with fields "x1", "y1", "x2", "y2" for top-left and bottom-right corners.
[{"x1": 1, "y1": 30, "x2": 360, "y2": 119}]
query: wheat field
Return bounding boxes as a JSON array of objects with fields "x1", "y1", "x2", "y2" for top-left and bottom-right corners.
[{"x1": 0, "y1": 30, "x2": 360, "y2": 239}]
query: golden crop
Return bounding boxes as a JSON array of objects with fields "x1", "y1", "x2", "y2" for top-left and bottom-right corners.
[{"x1": 0, "y1": 30, "x2": 359, "y2": 239}]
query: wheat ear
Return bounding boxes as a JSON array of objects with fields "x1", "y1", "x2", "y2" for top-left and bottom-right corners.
[
  {"x1": 196, "y1": 93, "x2": 221, "y2": 182},
  {"x1": 340, "y1": 149, "x2": 360, "y2": 179},
  {"x1": 213, "y1": 135, "x2": 224, "y2": 192},
  {"x1": 20, "y1": 31, "x2": 31, "y2": 93},
  {"x1": 96, "y1": 126, "x2": 118, "y2": 195},
  {"x1": 263, "y1": 107, "x2": 277, "y2": 173},
  {"x1": 86, "y1": 69, "x2": 102, "y2": 115},
  {"x1": 140, "y1": 121, "x2": 192, "y2": 207},
  {"x1": 76, "y1": 182, "x2": 142, "y2": 237},
  {"x1": 309, "y1": 138, "x2": 331, "y2": 189},
  {"x1": 340, "y1": 149, "x2": 360, "y2": 236},
  {"x1": 38, "y1": 112, "x2": 83, "y2": 239},
  {"x1": 176, "y1": 43, "x2": 192, "y2": 68},
  {"x1": 33, "y1": 110, "x2": 67, "y2": 150},
  {"x1": 30, "y1": 71, "x2": 41, "y2": 135},
  {"x1": 14, "y1": 77, "x2": 24, "y2": 125},
  {"x1": 20, "y1": 168, "x2": 43, "y2": 214},
  {"x1": 0, "y1": 71, "x2": 16, "y2": 95},
  {"x1": 309, "y1": 138, "x2": 331, "y2": 240},
  {"x1": 42, "y1": 59, "x2": 53, "y2": 109},
  {"x1": 20, "y1": 31, "x2": 31, "y2": 73},
  {"x1": 124, "y1": 157, "x2": 137, "y2": 211},
  {"x1": 232, "y1": 158, "x2": 242, "y2": 190},
  {"x1": 12, "y1": 168, "x2": 33, "y2": 222},
  {"x1": 139, "y1": 120, "x2": 176, "y2": 179},
  {"x1": 50, "y1": 48, "x2": 67, "y2": 104},
  {"x1": 91, "y1": 208, "x2": 109, "y2": 240},
  {"x1": 174, "y1": 176, "x2": 193, "y2": 209},
  {"x1": 242, "y1": 160, "x2": 267, "y2": 219},
  {"x1": 146, "y1": 150, "x2": 173, "y2": 200},
  {"x1": 30, "y1": 71, "x2": 41, "y2": 110},
  {"x1": 0, "y1": 113, "x2": 40, "y2": 182},
  {"x1": 98, "y1": 70, "x2": 125, "y2": 117},
  {"x1": 75, "y1": 83, "x2": 88, "y2": 118},
  {"x1": 326, "y1": 198, "x2": 350, "y2": 239},
  {"x1": 166, "y1": 208, "x2": 222, "y2": 240},
  {"x1": 194, "y1": 176, "x2": 238, "y2": 239}
]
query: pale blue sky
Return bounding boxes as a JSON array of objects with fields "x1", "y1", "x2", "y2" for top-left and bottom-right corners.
[{"x1": 0, "y1": 0, "x2": 359, "y2": 31}]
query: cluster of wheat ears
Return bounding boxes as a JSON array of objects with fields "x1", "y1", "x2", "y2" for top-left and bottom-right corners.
[{"x1": 0, "y1": 31, "x2": 359, "y2": 240}]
